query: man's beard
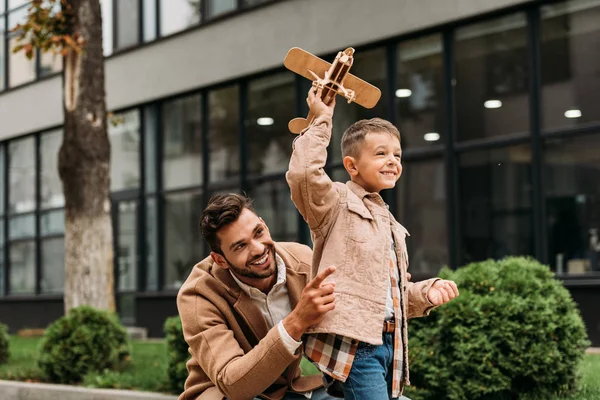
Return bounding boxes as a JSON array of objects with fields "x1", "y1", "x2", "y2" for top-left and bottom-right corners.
[{"x1": 225, "y1": 245, "x2": 277, "y2": 280}]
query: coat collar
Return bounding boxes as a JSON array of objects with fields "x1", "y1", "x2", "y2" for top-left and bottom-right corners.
[{"x1": 346, "y1": 180, "x2": 387, "y2": 208}]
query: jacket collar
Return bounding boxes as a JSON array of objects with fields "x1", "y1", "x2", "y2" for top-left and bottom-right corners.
[{"x1": 346, "y1": 180, "x2": 387, "y2": 207}]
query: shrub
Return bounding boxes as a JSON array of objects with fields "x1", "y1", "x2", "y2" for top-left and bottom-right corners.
[
  {"x1": 38, "y1": 306, "x2": 131, "y2": 384},
  {"x1": 165, "y1": 316, "x2": 190, "y2": 394},
  {"x1": 406, "y1": 257, "x2": 590, "y2": 400},
  {"x1": 0, "y1": 323, "x2": 9, "y2": 364}
]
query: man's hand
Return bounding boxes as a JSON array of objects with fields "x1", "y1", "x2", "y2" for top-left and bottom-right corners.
[
  {"x1": 427, "y1": 279, "x2": 459, "y2": 306},
  {"x1": 307, "y1": 86, "x2": 336, "y2": 120},
  {"x1": 283, "y1": 266, "x2": 337, "y2": 341}
]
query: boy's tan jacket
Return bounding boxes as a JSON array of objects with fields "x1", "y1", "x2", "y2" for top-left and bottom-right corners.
[
  {"x1": 176, "y1": 242, "x2": 322, "y2": 400},
  {"x1": 286, "y1": 116, "x2": 439, "y2": 383}
]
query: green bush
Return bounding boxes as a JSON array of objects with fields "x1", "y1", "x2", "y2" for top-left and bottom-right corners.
[
  {"x1": 0, "y1": 323, "x2": 9, "y2": 364},
  {"x1": 406, "y1": 257, "x2": 590, "y2": 400},
  {"x1": 165, "y1": 316, "x2": 190, "y2": 394},
  {"x1": 38, "y1": 306, "x2": 131, "y2": 384}
]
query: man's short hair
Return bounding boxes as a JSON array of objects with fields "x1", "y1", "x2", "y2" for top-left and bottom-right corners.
[
  {"x1": 200, "y1": 193, "x2": 256, "y2": 254},
  {"x1": 341, "y1": 118, "x2": 401, "y2": 159}
]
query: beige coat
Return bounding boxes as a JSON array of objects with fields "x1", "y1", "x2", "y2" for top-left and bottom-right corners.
[
  {"x1": 176, "y1": 242, "x2": 322, "y2": 400},
  {"x1": 286, "y1": 115, "x2": 440, "y2": 385}
]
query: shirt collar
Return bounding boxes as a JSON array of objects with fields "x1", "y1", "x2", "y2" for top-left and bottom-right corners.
[
  {"x1": 230, "y1": 253, "x2": 287, "y2": 298},
  {"x1": 346, "y1": 180, "x2": 387, "y2": 207}
]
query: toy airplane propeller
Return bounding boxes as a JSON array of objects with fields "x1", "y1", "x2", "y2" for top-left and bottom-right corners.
[{"x1": 283, "y1": 47, "x2": 382, "y2": 134}]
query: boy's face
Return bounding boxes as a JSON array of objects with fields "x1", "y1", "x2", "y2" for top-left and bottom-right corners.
[{"x1": 344, "y1": 131, "x2": 402, "y2": 193}]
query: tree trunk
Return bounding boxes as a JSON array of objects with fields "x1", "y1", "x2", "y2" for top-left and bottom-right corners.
[{"x1": 58, "y1": 0, "x2": 114, "y2": 313}]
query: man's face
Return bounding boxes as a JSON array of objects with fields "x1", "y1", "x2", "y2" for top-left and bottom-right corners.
[{"x1": 212, "y1": 208, "x2": 277, "y2": 285}]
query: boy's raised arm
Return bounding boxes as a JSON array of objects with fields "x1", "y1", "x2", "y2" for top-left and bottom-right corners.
[{"x1": 286, "y1": 88, "x2": 340, "y2": 236}]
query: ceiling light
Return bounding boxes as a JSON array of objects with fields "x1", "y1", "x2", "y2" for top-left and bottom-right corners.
[
  {"x1": 484, "y1": 100, "x2": 502, "y2": 109},
  {"x1": 395, "y1": 89, "x2": 412, "y2": 98},
  {"x1": 424, "y1": 132, "x2": 440, "y2": 142},
  {"x1": 564, "y1": 109, "x2": 581, "y2": 119},
  {"x1": 257, "y1": 117, "x2": 274, "y2": 126}
]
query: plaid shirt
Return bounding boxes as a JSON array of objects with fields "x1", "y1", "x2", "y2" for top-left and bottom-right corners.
[{"x1": 304, "y1": 241, "x2": 405, "y2": 397}]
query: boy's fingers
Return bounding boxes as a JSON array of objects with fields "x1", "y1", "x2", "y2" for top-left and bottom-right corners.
[{"x1": 310, "y1": 265, "x2": 336, "y2": 288}]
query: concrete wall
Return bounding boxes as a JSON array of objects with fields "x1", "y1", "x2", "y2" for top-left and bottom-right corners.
[{"x1": 0, "y1": 0, "x2": 530, "y2": 141}]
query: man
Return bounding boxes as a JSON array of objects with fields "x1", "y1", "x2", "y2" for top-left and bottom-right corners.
[{"x1": 177, "y1": 193, "x2": 338, "y2": 400}]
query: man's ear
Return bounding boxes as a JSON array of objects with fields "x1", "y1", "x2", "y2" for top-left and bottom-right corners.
[
  {"x1": 210, "y1": 252, "x2": 229, "y2": 270},
  {"x1": 343, "y1": 155, "x2": 359, "y2": 177}
]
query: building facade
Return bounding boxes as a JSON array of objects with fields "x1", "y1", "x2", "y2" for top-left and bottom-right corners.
[{"x1": 0, "y1": 0, "x2": 598, "y2": 344}]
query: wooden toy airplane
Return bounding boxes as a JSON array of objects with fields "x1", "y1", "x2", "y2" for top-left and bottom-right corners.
[{"x1": 283, "y1": 47, "x2": 382, "y2": 134}]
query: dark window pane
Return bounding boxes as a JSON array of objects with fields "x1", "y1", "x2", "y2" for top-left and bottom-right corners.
[
  {"x1": 145, "y1": 197, "x2": 158, "y2": 290},
  {"x1": 9, "y1": 240, "x2": 36, "y2": 295},
  {"x1": 40, "y1": 209, "x2": 65, "y2": 236},
  {"x1": 396, "y1": 35, "x2": 445, "y2": 149},
  {"x1": 101, "y1": 0, "x2": 113, "y2": 56},
  {"x1": 41, "y1": 237, "x2": 64, "y2": 294},
  {"x1": 545, "y1": 133, "x2": 600, "y2": 275},
  {"x1": 159, "y1": 0, "x2": 200, "y2": 36},
  {"x1": 0, "y1": 146, "x2": 4, "y2": 214},
  {"x1": 540, "y1": 0, "x2": 600, "y2": 130},
  {"x1": 40, "y1": 129, "x2": 64, "y2": 209},
  {"x1": 117, "y1": 200, "x2": 137, "y2": 291},
  {"x1": 455, "y1": 13, "x2": 530, "y2": 142},
  {"x1": 9, "y1": 214, "x2": 35, "y2": 240},
  {"x1": 116, "y1": 0, "x2": 139, "y2": 49},
  {"x1": 246, "y1": 72, "x2": 296, "y2": 176},
  {"x1": 109, "y1": 109, "x2": 141, "y2": 191},
  {"x1": 209, "y1": 85, "x2": 240, "y2": 184},
  {"x1": 163, "y1": 95, "x2": 203, "y2": 190},
  {"x1": 8, "y1": 7, "x2": 35, "y2": 87},
  {"x1": 9, "y1": 137, "x2": 35, "y2": 214},
  {"x1": 144, "y1": 105, "x2": 158, "y2": 193},
  {"x1": 396, "y1": 159, "x2": 447, "y2": 275},
  {"x1": 143, "y1": 0, "x2": 157, "y2": 42},
  {"x1": 243, "y1": 0, "x2": 273, "y2": 7},
  {"x1": 247, "y1": 179, "x2": 298, "y2": 242},
  {"x1": 459, "y1": 145, "x2": 534, "y2": 264},
  {"x1": 0, "y1": 218, "x2": 4, "y2": 296},
  {"x1": 207, "y1": 0, "x2": 236, "y2": 18},
  {"x1": 164, "y1": 191, "x2": 203, "y2": 290},
  {"x1": 332, "y1": 48, "x2": 388, "y2": 163}
]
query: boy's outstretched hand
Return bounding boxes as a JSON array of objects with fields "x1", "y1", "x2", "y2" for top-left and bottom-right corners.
[
  {"x1": 427, "y1": 279, "x2": 459, "y2": 306},
  {"x1": 307, "y1": 86, "x2": 336, "y2": 120}
]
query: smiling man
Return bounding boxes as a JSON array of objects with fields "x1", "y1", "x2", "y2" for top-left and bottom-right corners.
[{"x1": 176, "y1": 193, "x2": 338, "y2": 400}]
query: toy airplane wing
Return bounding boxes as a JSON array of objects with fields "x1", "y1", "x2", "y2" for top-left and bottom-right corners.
[{"x1": 284, "y1": 47, "x2": 381, "y2": 109}]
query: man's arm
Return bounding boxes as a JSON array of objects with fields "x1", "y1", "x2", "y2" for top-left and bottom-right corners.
[
  {"x1": 286, "y1": 88, "x2": 340, "y2": 236},
  {"x1": 177, "y1": 266, "x2": 337, "y2": 400}
]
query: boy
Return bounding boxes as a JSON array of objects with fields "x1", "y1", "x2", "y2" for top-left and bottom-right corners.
[{"x1": 286, "y1": 87, "x2": 459, "y2": 400}]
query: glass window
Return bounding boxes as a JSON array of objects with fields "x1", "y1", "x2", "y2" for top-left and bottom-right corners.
[
  {"x1": 40, "y1": 237, "x2": 64, "y2": 294},
  {"x1": 143, "y1": 0, "x2": 157, "y2": 42},
  {"x1": 0, "y1": 19, "x2": 5, "y2": 92},
  {"x1": 9, "y1": 240, "x2": 36, "y2": 295},
  {"x1": 40, "y1": 129, "x2": 64, "y2": 209},
  {"x1": 101, "y1": 0, "x2": 113, "y2": 56},
  {"x1": 540, "y1": 0, "x2": 600, "y2": 130},
  {"x1": 396, "y1": 35, "x2": 445, "y2": 149},
  {"x1": 163, "y1": 95, "x2": 203, "y2": 190},
  {"x1": 0, "y1": 146, "x2": 4, "y2": 214},
  {"x1": 109, "y1": 109, "x2": 141, "y2": 191},
  {"x1": 164, "y1": 190, "x2": 203, "y2": 290},
  {"x1": 458, "y1": 145, "x2": 534, "y2": 264},
  {"x1": 8, "y1": 7, "x2": 36, "y2": 87},
  {"x1": 246, "y1": 72, "x2": 296, "y2": 176},
  {"x1": 116, "y1": 0, "x2": 139, "y2": 50},
  {"x1": 40, "y1": 209, "x2": 65, "y2": 236},
  {"x1": 39, "y1": 50, "x2": 62, "y2": 77},
  {"x1": 332, "y1": 48, "x2": 389, "y2": 163},
  {"x1": 0, "y1": 218, "x2": 4, "y2": 296},
  {"x1": 145, "y1": 197, "x2": 158, "y2": 290},
  {"x1": 116, "y1": 200, "x2": 137, "y2": 291},
  {"x1": 9, "y1": 214, "x2": 35, "y2": 240},
  {"x1": 243, "y1": 0, "x2": 273, "y2": 6},
  {"x1": 143, "y1": 105, "x2": 158, "y2": 193},
  {"x1": 207, "y1": 0, "x2": 236, "y2": 18},
  {"x1": 208, "y1": 85, "x2": 240, "y2": 184},
  {"x1": 395, "y1": 159, "x2": 447, "y2": 275},
  {"x1": 247, "y1": 179, "x2": 298, "y2": 242},
  {"x1": 545, "y1": 133, "x2": 600, "y2": 275},
  {"x1": 8, "y1": 0, "x2": 28, "y2": 9},
  {"x1": 159, "y1": 0, "x2": 200, "y2": 37},
  {"x1": 9, "y1": 137, "x2": 35, "y2": 214},
  {"x1": 455, "y1": 13, "x2": 530, "y2": 142}
]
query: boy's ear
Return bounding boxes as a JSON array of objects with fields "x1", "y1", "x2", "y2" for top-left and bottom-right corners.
[{"x1": 343, "y1": 156, "x2": 359, "y2": 177}]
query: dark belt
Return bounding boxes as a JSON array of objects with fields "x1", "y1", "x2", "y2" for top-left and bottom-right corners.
[{"x1": 383, "y1": 319, "x2": 395, "y2": 333}]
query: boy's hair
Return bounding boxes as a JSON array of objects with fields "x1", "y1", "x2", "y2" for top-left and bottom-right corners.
[
  {"x1": 341, "y1": 118, "x2": 401, "y2": 159},
  {"x1": 200, "y1": 193, "x2": 256, "y2": 254}
]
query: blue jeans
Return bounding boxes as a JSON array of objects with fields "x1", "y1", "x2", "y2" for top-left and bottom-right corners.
[{"x1": 341, "y1": 332, "x2": 410, "y2": 400}]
